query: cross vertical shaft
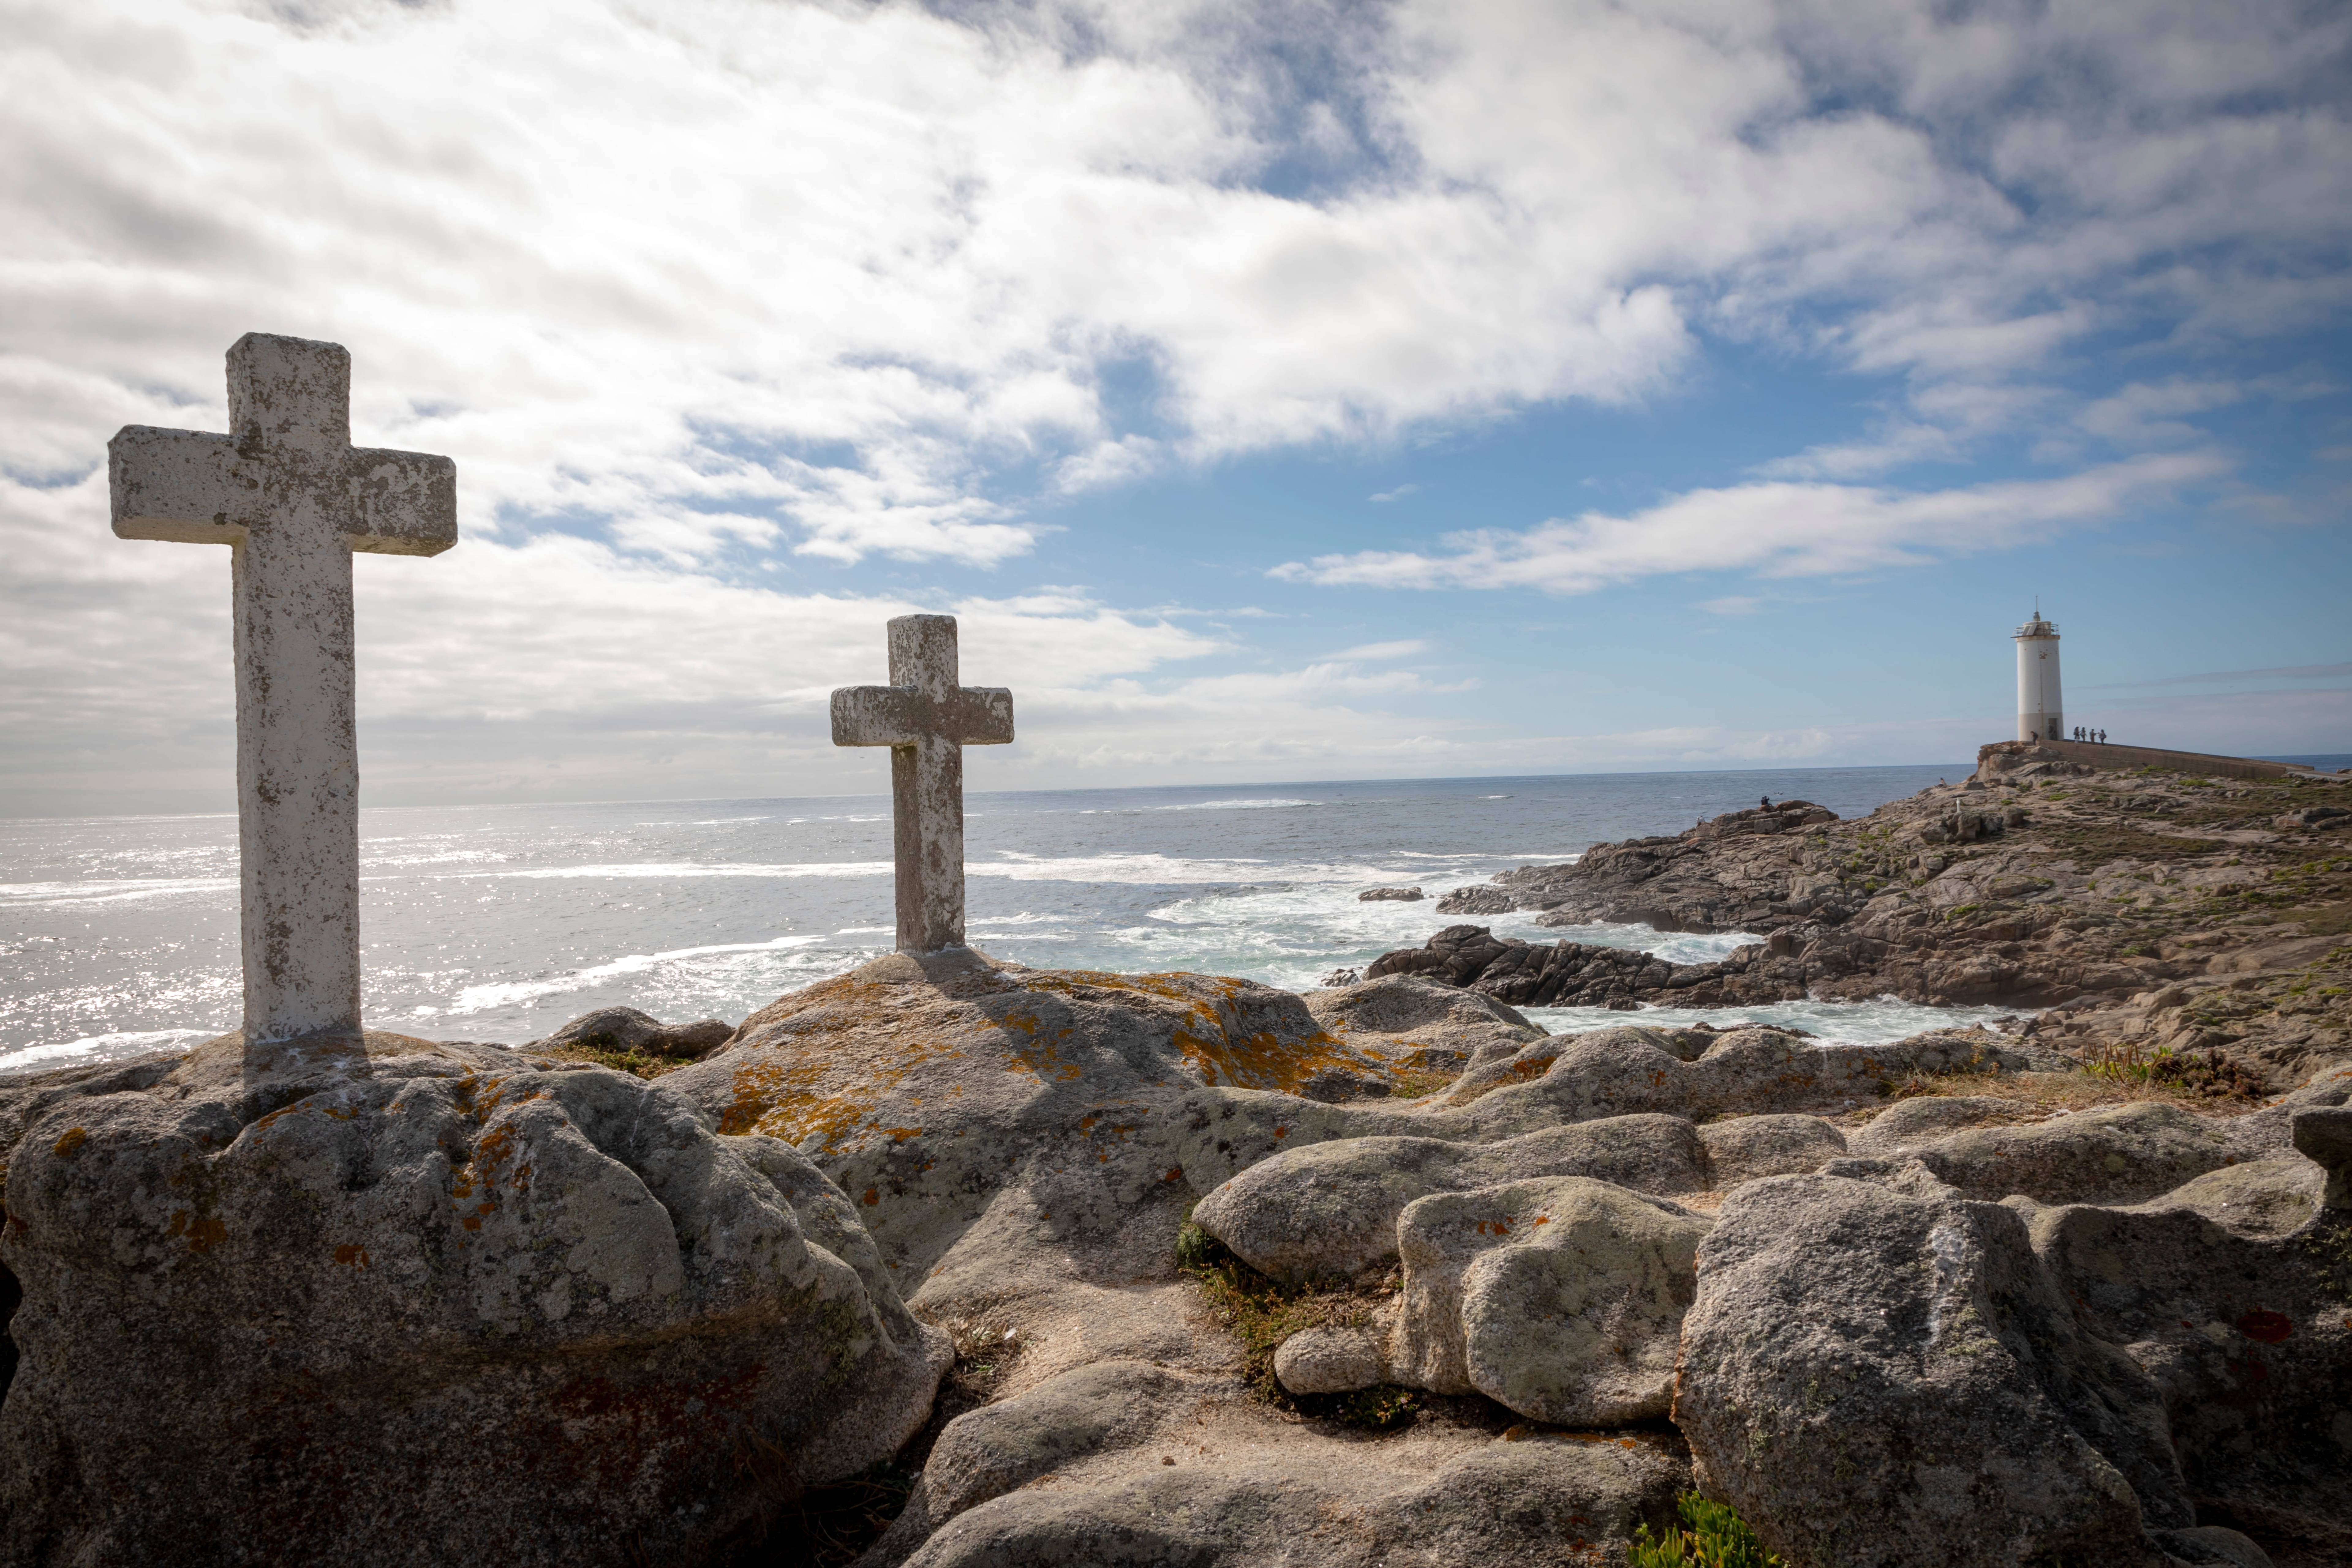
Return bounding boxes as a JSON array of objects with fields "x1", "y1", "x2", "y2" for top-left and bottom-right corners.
[
  {"x1": 832, "y1": 615, "x2": 1015, "y2": 953},
  {"x1": 234, "y1": 480, "x2": 363, "y2": 1040},
  {"x1": 891, "y1": 617, "x2": 967, "y2": 954},
  {"x1": 233, "y1": 340, "x2": 361, "y2": 1040},
  {"x1": 109, "y1": 333, "x2": 457, "y2": 1041}
]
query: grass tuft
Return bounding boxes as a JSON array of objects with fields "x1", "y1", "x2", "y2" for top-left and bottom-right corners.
[
  {"x1": 1386, "y1": 1068, "x2": 1461, "y2": 1099},
  {"x1": 1176, "y1": 1218, "x2": 1409, "y2": 1426},
  {"x1": 2083, "y1": 1041, "x2": 2262, "y2": 1100},
  {"x1": 538, "y1": 1039, "x2": 688, "y2": 1079},
  {"x1": 1629, "y1": 1492, "x2": 1784, "y2": 1567}
]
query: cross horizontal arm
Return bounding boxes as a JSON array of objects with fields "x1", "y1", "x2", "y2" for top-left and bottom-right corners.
[
  {"x1": 109, "y1": 428, "x2": 257, "y2": 544},
  {"x1": 952, "y1": 688, "x2": 1014, "y2": 745},
  {"x1": 341, "y1": 447, "x2": 458, "y2": 556},
  {"x1": 109, "y1": 429, "x2": 456, "y2": 556},
  {"x1": 831, "y1": 685, "x2": 1015, "y2": 747}
]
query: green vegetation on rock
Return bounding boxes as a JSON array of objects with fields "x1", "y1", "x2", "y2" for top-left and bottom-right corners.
[{"x1": 1629, "y1": 1492, "x2": 1784, "y2": 1567}]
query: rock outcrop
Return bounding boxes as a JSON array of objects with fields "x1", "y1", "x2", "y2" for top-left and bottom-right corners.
[
  {"x1": 891, "y1": 1416, "x2": 1690, "y2": 1568},
  {"x1": 535, "y1": 1004, "x2": 735, "y2": 1060},
  {"x1": 2029, "y1": 1103, "x2": 2352, "y2": 1559},
  {"x1": 0, "y1": 1030, "x2": 947, "y2": 1568},
  {"x1": 7, "y1": 948, "x2": 2347, "y2": 1567},
  {"x1": 1368, "y1": 922, "x2": 1803, "y2": 1007},
  {"x1": 1403, "y1": 770, "x2": 2352, "y2": 1061},
  {"x1": 1677, "y1": 1174, "x2": 2194, "y2": 1568},
  {"x1": 1389, "y1": 1176, "x2": 1709, "y2": 1426},
  {"x1": 1193, "y1": 1114, "x2": 1713, "y2": 1283}
]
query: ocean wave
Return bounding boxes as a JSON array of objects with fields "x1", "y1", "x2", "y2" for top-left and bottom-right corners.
[
  {"x1": 364, "y1": 849, "x2": 514, "y2": 868},
  {"x1": 1513, "y1": 919, "x2": 1755, "y2": 965},
  {"x1": 1077, "y1": 798, "x2": 1319, "y2": 815},
  {"x1": 1387, "y1": 850, "x2": 1584, "y2": 864},
  {"x1": 447, "y1": 934, "x2": 840, "y2": 1014},
  {"x1": 973, "y1": 852, "x2": 1447, "y2": 885},
  {"x1": 0, "y1": 877, "x2": 239, "y2": 907},
  {"x1": 1521, "y1": 995, "x2": 2033, "y2": 1047},
  {"x1": 0, "y1": 1027, "x2": 218, "y2": 1075},
  {"x1": 443, "y1": 860, "x2": 895, "y2": 881}
]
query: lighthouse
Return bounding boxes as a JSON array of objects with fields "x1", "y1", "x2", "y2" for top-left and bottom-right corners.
[{"x1": 2015, "y1": 606, "x2": 2063, "y2": 742}]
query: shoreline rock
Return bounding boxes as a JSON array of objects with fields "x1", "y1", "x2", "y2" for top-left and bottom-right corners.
[
  {"x1": 0, "y1": 1029, "x2": 947, "y2": 1568},
  {"x1": 1383, "y1": 767, "x2": 2350, "y2": 1094}
]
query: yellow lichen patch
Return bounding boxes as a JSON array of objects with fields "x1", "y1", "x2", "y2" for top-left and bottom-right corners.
[
  {"x1": 333, "y1": 1243, "x2": 369, "y2": 1268},
  {"x1": 1035, "y1": 970, "x2": 1390, "y2": 1093},
  {"x1": 984, "y1": 1003, "x2": 1087, "y2": 1082},
  {"x1": 717, "y1": 1051, "x2": 837, "y2": 1136},
  {"x1": 51, "y1": 1126, "x2": 87, "y2": 1161},
  {"x1": 716, "y1": 1009, "x2": 983, "y2": 1149},
  {"x1": 167, "y1": 1208, "x2": 228, "y2": 1253},
  {"x1": 1169, "y1": 1021, "x2": 1370, "y2": 1096}
]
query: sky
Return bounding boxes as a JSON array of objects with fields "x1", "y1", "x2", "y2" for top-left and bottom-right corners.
[{"x1": 2, "y1": 0, "x2": 2347, "y2": 817}]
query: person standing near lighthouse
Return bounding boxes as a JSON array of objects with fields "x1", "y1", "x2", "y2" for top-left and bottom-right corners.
[{"x1": 2015, "y1": 604, "x2": 2063, "y2": 742}]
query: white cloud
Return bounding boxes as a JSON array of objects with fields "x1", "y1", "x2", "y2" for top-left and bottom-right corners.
[
  {"x1": 3, "y1": 0, "x2": 2348, "y2": 805},
  {"x1": 5, "y1": 0, "x2": 2344, "y2": 569},
  {"x1": 1328, "y1": 639, "x2": 1429, "y2": 661},
  {"x1": 2075, "y1": 379, "x2": 2249, "y2": 447},
  {"x1": 1272, "y1": 451, "x2": 2232, "y2": 594}
]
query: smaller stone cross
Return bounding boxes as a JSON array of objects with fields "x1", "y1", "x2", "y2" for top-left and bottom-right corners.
[
  {"x1": 831, "y1": 616, "x2": 1014, "y2": 953},
  {"x1": 110, "y1": 333, "x2": 456, "y2": 1042}
]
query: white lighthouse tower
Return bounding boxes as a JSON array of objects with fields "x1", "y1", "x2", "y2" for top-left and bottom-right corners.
[{"x1": 2015, "y1": 604, "x2": 2063, "y2": 742}]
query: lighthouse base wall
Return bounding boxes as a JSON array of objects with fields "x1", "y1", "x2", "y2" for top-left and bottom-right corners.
[{"x1": 1978, "y1": 738, "x2": 2341, "y2": 783}]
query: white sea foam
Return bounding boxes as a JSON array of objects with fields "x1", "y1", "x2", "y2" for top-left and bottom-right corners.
[
  {"x1": 363, "y1": 849, "x2": 513, "y2": 868},
  {"x1": 1515, "y1": 919, "x2": 1756, "y2": 965},
  {"x1": 974, "y1": 851, "x2": 1427, "y2": 885},
  {"x1": 1522, "y1": 995, "x2": 2031, "y2": 1046},
  {"x1": 1389, "y1": 850, "x2": 1583, "y2": 863},
  {"x1": 0, "y1": 878, "x2": 239, "y2": 907},
  {"x1": 0, "y1": 765, "x2": 2004, "y2": 1054},
  {"x1": 0, "y1": 1027, "x2": 217, "y2": 1075},
  {"x1": 447, "y1": 860, "x2": 895, "y2": 881},
  {"x1": 448, "y1": 933, "x2": 838, "y2": 1013},
  {"x1": 1078, "y1": 798, "x2": 1319, "y2": 815}
]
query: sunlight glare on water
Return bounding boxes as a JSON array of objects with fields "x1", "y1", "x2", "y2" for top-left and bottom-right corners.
[{"x1": 1, "y1": 765, "x2": 1973, "y2": 1072}]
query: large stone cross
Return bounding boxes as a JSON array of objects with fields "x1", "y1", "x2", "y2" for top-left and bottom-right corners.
[
  {"x1": 109, "y1": 333, "x2": 457, "y2": 1042},
  {"x1": 831, "y1": 615, "x2": 1014, "y2": 953}
]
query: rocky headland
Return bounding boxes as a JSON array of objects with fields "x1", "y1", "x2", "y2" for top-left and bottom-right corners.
[
  {"x1": 1379, "y1": 746, "x2": 2351, "y2": 1093},
  {"x1": 2, "y1": 750, "x2": 2348, "y2": 1568}
]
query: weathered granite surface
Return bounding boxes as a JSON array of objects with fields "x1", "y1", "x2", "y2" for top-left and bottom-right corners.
[
  {"x1": 1676, "y1": 1173, "x2": 2192, "y2": 1568},
  {"x1": 5, "y1": 964, "x2": 2345, "y2": 1568},
  {"x1": 0, "y1": 1030, "x2": 946, "y2": 1568}
]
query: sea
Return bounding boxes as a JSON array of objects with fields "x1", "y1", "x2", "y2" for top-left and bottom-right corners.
[{"x1": 2, "y1": 764, "x2": 2047, "y2": 1076}]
